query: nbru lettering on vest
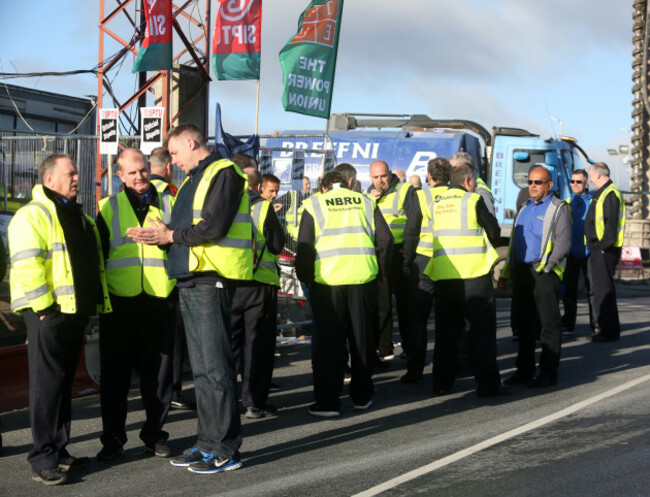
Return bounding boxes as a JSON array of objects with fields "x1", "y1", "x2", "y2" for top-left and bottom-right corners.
[{"x1": 325, "y1": 197, "x2": 362, "y2": 207}]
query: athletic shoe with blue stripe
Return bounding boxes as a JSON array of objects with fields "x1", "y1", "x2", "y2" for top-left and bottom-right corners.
[
  {"x1": 170, "y1": 447, "x2": 205, "y2": 467},
  {"x1": 187, "y1": 453, "x2": 243, "y2": 474}
]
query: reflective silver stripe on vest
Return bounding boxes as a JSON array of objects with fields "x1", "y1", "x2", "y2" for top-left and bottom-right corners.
[
  {"x1": 252, "y1": 202, "x2": 264, "y2": 232},
  {"x1": 434, "y1": 246, "x2": 488, "y2": 257},
  {"x1": 161, "y1": 191, "x2": 172, "y2": 225},
  {"x1": 218, "y1": 237, "x2": 253, "y2": 249},
  {"x1": 11, "y1": 248, "x2": 48, "y2": 264},
  {"x1": 108, "y1": 196, "x2": 136, "y2": 250},
  {"x1": 259, "y1": 260, "x2": 277, "y2": 270},
  {"x1": 315, "y1": 247, "x2": 376, "y2": 260},
  {"x1": 388, "y1": 223, "x2": 406, "y2": 231},
  {"x1": 421, "y1": 226, "x2": 433, "y2": 234},
  {"x1": 434, "y1": 228, "x2": 483, "y2": 237},
  {"x1": 53, "y1": 285, "x2": 75, "y2": 298},
  {"x1": 193, "y1": 209, "x2": 251, "y2": 225},
  {"x1": 418, "y1": 241, "x2": 434, "y2": 250},
  {"x1": 320, "y1": 226, "x2": 372, "y2": 237},
  {"x1": 24, "y1": 283, "x2": 50, "y2": 301},
  {"x1": 363, "y1": 196, "x2": 375, "y2": 238},
  {"x1": 106, "y1": 257, "x2": 167, "y2": 270}
]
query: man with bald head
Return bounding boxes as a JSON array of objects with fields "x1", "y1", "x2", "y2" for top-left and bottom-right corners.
[
  {"x1": 95, "y1": 148, "x2": 176, "y2": 461},
  {"x1": 499, "y1": 166, "x2": 571, "y2": 388},
  {"x1": 367, "y1": 160, "x2": 414, "y2": 364}
]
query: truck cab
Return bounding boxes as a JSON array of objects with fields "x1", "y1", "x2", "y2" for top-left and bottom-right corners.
[{"x1": 488, "y1": 127, "x2": 585, "y2": 238}]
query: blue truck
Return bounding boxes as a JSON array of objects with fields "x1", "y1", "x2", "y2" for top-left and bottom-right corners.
[{"x1": 264, "y1": 112, "x2": 592, "y2": 242}]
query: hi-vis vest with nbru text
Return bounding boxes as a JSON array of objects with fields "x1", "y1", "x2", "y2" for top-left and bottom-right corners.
[{"x1": 302, "y1": 187, "x2": 378, "y2": 286}]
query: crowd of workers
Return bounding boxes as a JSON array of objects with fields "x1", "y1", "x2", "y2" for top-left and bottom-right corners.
[{"x1": 6, "y1": 122, "x2": 626, "y2": 485}]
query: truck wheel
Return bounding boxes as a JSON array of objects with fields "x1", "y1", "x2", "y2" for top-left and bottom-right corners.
[{"x1": 492, "y1": 246, "x2": 511, "y2": 297}]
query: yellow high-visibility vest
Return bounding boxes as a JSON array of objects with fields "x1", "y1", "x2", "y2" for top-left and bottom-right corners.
[
  {"x1": 98, "y1": 191, "x2": 175, "y2": 298},
  {"x1": 9, "y1": 185, "x2": 112, "y2": 314},
  {"x1": 415, "y1": 184, "x2": 449, "y2": 257},
  {"x1": 594, "y1": 183, "x2": 626, "y2": 248},
  {"x1": 424, "y1": 189, "x2": 497, "y2": 281},
  {"x1": 303, "y1": 187, "x2": 378, "y2": 286},
  {"x1": 375, "y1": 182, "x2": 412, "y2": 244},
  {"x1": 251, "y1": 199, "x2": 280, "y2": 287},
  {"x1": 179, "y1": 158, "x2": 254, "y2": 280}
]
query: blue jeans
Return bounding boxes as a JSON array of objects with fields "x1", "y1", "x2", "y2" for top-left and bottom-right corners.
[{"x1": 179, "y1": 284, "x2": 241, "y2": 459}]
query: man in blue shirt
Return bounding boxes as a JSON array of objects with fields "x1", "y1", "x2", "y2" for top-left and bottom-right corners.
[
  {"x1": 499, "y1": 166, "x2": 571, "y2": 387},
  {"x1": 562, "y1": 169, "x2": 594, "y2": 333}
]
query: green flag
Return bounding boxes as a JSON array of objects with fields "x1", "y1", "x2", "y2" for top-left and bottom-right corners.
[{"x1": 279, "y1": 0, "x2": 344, "y2": 119}]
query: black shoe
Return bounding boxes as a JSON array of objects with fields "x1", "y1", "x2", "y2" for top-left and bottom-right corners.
[
  {"x1": 399, "y1": 352, "x2": 409, "y2": 360},
  {"x1": 503, "y1": 371, "x2": 533, "y2": 386},
  {"x1": 308, "y1": 403, "x2": 340, "y2": 418},
  {"x1": 145, "y1": 440, "x2": 172, "y2": 458},
  {"x1": 529, "y1": 373, "x2": 557, "y2": 388},
  {"x1": 589, "y1": 332, "x2": 619, "y2": 343},
  {"x1": 32, "y1": 467, "x2": 68, "y2": 486},
  {"x1": 96, "y1": 444, "x2": 124, "y2": 462},
  {"x1": 477, "y1": 385, "x2": 513, "y2": 398},
  {"x1": 400, "y1": 371, "x2": 423, "y2": 384},
  {"x1": 170, "y1": 447, "x2": 204, "y2": 467},
  {"x1": 374, "y1": 356, "x2": 390, "y2": 369},
  {"x1": 171, "y1": 399, "x2": 197, "y2": 411},
  {"x1": 59, "y1": 455, "x2": 89, "y2": 472},
  {"x1": 432, "y1": 386, "x2": 452, "y2": 396},
  {"x1": 268, "y1": 382, "x2": 282, "y2": 393},
  {"x1": 245, "y1": 405, "x2": 278, "y2": 419}
]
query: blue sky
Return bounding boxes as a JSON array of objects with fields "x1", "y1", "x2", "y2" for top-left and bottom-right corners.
[{"x1": 0, "y1": 0, "x2": 634, "y2": 181}]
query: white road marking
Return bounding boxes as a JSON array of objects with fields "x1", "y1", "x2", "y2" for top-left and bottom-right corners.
[{"x1": 353, "y1": 372, "x2": 650, "y2": 497}]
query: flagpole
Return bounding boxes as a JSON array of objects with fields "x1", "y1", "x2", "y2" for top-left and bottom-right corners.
[
  {"x1": 320, "y1": 0, "x2": 344, "y2": 178},
  {"x1": 255, "y1": 79, "x2": 260, "y2": 136},
  {"x1": 320, "y1": 118, "x2": 330, "y2": 178}
]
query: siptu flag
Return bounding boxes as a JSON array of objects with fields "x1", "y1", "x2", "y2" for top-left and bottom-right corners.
[
  {"x1": 279, "y1": 0, "x2": 344, "y2": 119},
  {"x1": 132, "y1": 0, "x2": 173, "y2": 73},
  {"x1": 212, "y1": 0, "x2": 262, "y2": 81}
]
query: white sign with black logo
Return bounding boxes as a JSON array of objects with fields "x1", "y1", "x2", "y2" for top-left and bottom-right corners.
[
  {"x1": 99, "y1": 108, "x2": 119, "y2": 155},
  {"x1": 140, "y1": 107, "x2": 165, "y2": 155}
]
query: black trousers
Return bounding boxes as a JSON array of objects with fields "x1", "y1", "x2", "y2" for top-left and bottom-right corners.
[
  {"x1": 405, "y1": 254, "x2": 435, "y2": 374},
  {"x1": 231, "y1": 284, "x2": 278, "y2": 409},
  {"x1": 377, "y1": 244, "x2": 410, "y2": 356},
  {"x1": 562, "y1": 254, "x2": 595, "y2": 332},
  {"x1": 512, "y1": 263, "x2": 562, "y2": 379},
  {"x1": 433, "y1": 275, "x2": 501, "y2": 394},
  {"x1": 588, "y1": 248, "x2": 621, "y2": 338},
  {"x1": 98, "y1": 294, "x2": 174, "y2": 448},
  {"x1": 25, "y1": 310, "x2": 87, "y2": 471},
  {"x1": 310, "y1": 280, "x2": 378, "y2": 410},
  {"x1": 171, "y1": 303, "x2": 188, "y2": 403}
]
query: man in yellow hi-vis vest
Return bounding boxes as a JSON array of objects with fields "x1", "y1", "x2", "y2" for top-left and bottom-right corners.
[
  {"x1": 231, "y1": 155, "x2": 285, "y2": 419},
  {"x1": 367, "y1": 160, "x2": 415, "y2": 365},
  {"x1": 423, "y1": 163, "x2": 509, "y2": 397},
  {"x1": 296, "y1": 170, "x2": 393, "y2": 417},
  {"x1": 95, "y1": 148, "x2": 176, "y2": 462},
  {"x1": 129, "y1": 124, "x2": 251, "y2": 475},
  {"x1": 585, "y1": 162, "x2": 626, "y2": 342},
  {"x1": 9, "y1": 154, "x2": 111, "y2": 485},
  {"x1": 401, "y1": 158, "x2": 451, "y2": 383},
  {"x1": 499, "y1": 166, "x2": 571, "y2": 388}
]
